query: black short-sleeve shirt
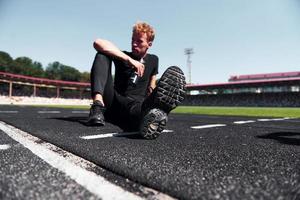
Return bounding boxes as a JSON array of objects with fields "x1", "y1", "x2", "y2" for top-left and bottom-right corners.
[{"x1": 113, "y1": 51, "x2": 158, "y2": 102}]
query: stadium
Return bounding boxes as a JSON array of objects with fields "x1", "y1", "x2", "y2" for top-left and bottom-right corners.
[
  {"x1": 1, "y1": 0, "x2": 300, "y2": 199},
  {"x1": 0, "y1": 69, "x2": 300, "y2": 200},
  {"x1": 184, "y1": 71, "x2": 300, "y2": 107},
  {"x1": 1, "y1": 70, "x2": 300, "y2": 107}
]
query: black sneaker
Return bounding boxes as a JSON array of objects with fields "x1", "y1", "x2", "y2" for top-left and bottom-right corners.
[
  {"x1": 139, "y1": 66, "x2": 185, "y2": 139},
  {"x1": 151, "y1": 66, "x2": 186, "y2": 113},
  {"x1": 87, "y1": 100, "x2": 105, "y2": 126},
  {"x1": 139, "y1": 108, "x2": 167, "y2": 139}
]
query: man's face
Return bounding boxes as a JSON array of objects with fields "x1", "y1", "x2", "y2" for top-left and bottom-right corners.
[{"x1": 131, "y1": 32, "x2": 152, "y2": 59}]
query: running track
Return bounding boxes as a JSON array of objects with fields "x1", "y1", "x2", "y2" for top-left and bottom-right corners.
[{"x1": 0, "y1": 105, "x2": 299, "y2": 200}]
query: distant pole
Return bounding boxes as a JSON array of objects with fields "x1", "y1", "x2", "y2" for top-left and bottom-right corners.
[
  {"x1": 33, "y1": 84, "x2": 36, "y2": 97},
  {"x1": 56, "y1": 86, "x2": 60, "y2": 98},
  {"x1": 184, "y1": 48, "x2": 194, "y2": 84},
  {"x1": 9, "y1": 81, "x2": 13, "y2": 97}
]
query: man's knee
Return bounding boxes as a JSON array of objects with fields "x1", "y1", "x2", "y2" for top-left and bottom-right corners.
[
  {"x1": 94, "y1": 52, "x2": 111, "y2": 63},
  {"x1": 91, "y1": 52, "x2": 112, "y2": 74}
]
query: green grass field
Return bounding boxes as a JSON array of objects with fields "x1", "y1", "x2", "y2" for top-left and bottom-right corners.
[
  {"x1": 174, "y1": 106, "x2": 300, "y2": 118},
  {"x1": 29, "y1": 105, "x2": 300, "y2": 118}
]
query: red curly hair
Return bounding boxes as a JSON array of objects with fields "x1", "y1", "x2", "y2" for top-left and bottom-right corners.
[{"x1": 132, "y1": 22, "x2": 155, "y2": 42}]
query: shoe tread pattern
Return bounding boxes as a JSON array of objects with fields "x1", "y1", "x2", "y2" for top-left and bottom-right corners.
[
  {"x1": 155, "y1": 66, "x2": 186, "y2": 113},
  {"x1": 140, "y1": 108, "x2": 167, "y2": 140}
]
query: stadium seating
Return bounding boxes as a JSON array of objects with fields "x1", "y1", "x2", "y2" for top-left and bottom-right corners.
[{"x1": 182, "y1": 92, "x2": 300, "y2": 107}]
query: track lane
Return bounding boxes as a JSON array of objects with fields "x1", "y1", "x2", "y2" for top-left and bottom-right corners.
[{"x1": 0, "y1": 105, "x2": 299, "y2": 200}]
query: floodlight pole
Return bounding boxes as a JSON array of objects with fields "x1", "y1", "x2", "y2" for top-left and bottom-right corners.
[{"x1": 184, "y1": 48, "x2": 194, "y2": 84}]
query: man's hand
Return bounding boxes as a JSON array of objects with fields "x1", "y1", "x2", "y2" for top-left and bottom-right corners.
[
  {"x1": 127, "y1": 58, "x2": 145, "y2": 77},
  {"x1": 94, "y1": 39, "x2": 145, "y2": 76}
]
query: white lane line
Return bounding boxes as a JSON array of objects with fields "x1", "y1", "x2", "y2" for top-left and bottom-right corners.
[
  {"x1": 0, "y1": 121, "x2": 144, "y2": 200},
  {"x1": 0, "y1": 111, "x2": 19, "y2": 113},
  {"x1": 71, "y1": 111, "x2": 89, "y2": 114},
  {"x1": 257, "y1": 118, "x2": 286, "y2": 122},
  {"x1": 234, "y1": 120, "x2": 255, "y2": 124},
  {"x1": 272, "y1": 118, "x2": 289, "y2": 121},
  {"x1": 38, "y1": 111, "x2": 61, "y2": 114},
  {"x1": 81, "y1": 132, "x2": 138, "y2": 140},
  {"x1": 80, "y1": 129, "x2": 174, "y2": 140},
  {"x1": 162, "y1": 129, "x2": 173, "y2": 133},
  {"x1": 0, "y1": 144, "x2": 10, "y2": 150},
  {"x1": 191, "y1": 124, "x2": 226, "y2": 129}
]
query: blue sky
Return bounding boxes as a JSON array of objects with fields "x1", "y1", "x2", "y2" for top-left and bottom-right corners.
[{"x1": 1, "y1": 0, "x2": 300, "y2": 84}]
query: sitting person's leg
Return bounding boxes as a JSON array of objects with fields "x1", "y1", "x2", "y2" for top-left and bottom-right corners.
[
  {"x1": 105, "y1": 93, "x2": 143, "y2": 132},
  {"x1": 88, "y1": 53, "x2": 114, "y2": 126},
  {"x1": 140, "y1": 66, "x2": 186, "y2": 139}
]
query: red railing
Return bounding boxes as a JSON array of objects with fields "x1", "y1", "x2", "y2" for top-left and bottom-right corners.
[{"x1": 0, "y1": 71, "x2": 90, "y2": 88}]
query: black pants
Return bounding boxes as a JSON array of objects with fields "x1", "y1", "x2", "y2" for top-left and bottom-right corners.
[{"x1": 90, "y1": 53, "x2": 152, "y2": 131}]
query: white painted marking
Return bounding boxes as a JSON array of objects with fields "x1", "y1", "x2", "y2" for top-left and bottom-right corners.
[
  {"x1": 81, "y1": 129, "x2": 174, "y2": 140},
  {"x1": 71, "y1": 111, "x2": 89, "y2": 114},
  {"x1": 272, "y1": 118, "x2": 286, "y2": 121},
  {"x1": 0, "y1": 111, "x2": 18, "y2": 113},
  {"x1": 38, "y1": 111, "x2": 61, "y2": 114},
  {"x1": 0, "y1": 121, "x2": 144, "y2": 200},
  {"x1": 191, "y1": 124, "x2": 226, "y2": 129},
  {"x1": 0, "y1": 144, "x2": 10, "y2": 150},
  {"x1": 257, "y1": 118, "x2": 286, "y2": 122},
  {"x1": 234, "y1": 120, "x2": 255, "y2": 124},
  {"x1": 162, "y1": 129, "x2": 173, "y2": 133},
  {"x1": 257, "y1": 119, "x2": 272, "y2": 122},
  {"x1": 80, "y1": 132, "x2": 137, "y2": 140}
]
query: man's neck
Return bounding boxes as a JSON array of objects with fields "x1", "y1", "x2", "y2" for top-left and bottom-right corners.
[{"x1": 131, "y1": 52, "x2": 147, "y2": 61}]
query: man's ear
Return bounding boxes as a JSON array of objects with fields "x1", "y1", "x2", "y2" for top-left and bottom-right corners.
[{"x1": 148, "y1": 41, "x2": 153, "y2": 47}]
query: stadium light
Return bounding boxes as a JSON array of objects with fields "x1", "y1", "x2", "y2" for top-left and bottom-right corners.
[{"x1": 184, "y1": 48, "x2": 194, "y2": 84}]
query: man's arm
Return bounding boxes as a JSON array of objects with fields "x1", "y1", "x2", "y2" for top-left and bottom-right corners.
[
  {"x1": 93, "y1": 39, "x2": 144, "y2": 76},
  {"x1": 148, "y1": 75, "x2": 156, "y2": 95}
]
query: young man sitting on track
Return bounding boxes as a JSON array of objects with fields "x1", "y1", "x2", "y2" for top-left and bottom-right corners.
[{"x1": 87, "y1": 21, "x2": 186, "y2": 139}]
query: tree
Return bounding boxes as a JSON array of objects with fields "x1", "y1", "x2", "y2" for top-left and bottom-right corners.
[
  {"x1": 80, "y1": 71, "x2": 90, "y2": 82},
  {"x1": 11, "y1": 57, "x2": 33, "y2": 75},
  {"x1": 45, "y1": 61, "x2": 63, "y2": 80},
  {"x1": 30, "y1": 61, "x2": 44, "y2": 77},
  {"x1": 60, "y1": 65, "x2": 81, "y2": 81},
  {"x1": 0, "y1": 51, "x2": 86, "y2": 81},
  {"x1": 45, "y1": 62, "x2": 81, "y2": 81},
  {"x1": 0, "y1": 51, "x2": 13, "y2": 72},
  {"x1": 9, "y1": 57, "x2": 44, "y2": 77}
]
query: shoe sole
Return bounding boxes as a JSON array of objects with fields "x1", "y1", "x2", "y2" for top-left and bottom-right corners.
[
  {"x1": 140, "y1": 108, "x2": 167, "y2": 140},
  {"x1": 154, "y1": 66, "x2": 186, "y2": 113}
]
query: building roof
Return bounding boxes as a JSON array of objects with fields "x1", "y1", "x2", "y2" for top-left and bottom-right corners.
[
  {"x1": 229, "y1": 71, "x2": 300, "y2": 82},
  {"x1": 187, "y1": 72, "x2": 300, "y2": 90}
]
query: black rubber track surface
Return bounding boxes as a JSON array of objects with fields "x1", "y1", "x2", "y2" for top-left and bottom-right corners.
[{"x1": 0, "y1": 105, "x2": 299, "y2": 200}]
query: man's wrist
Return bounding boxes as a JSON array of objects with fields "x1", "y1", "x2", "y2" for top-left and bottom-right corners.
[
  {"x1": 125, "y1": 57, "x2": 132, "y2": 67},
  {"x1": 149, "y1": 86, "x2": 154, "y2": 92}
]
